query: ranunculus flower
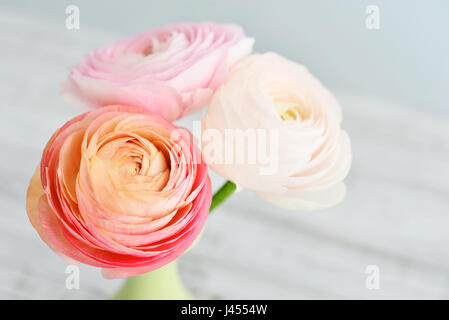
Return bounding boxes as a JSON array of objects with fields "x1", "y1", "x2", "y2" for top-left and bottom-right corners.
[
  {"x1": 63, "y1": 23, "x2": 254, "y2": 122},
  {"x1": 202, "y1": 53, "x2": 352, "y2": 210},
  {"x1": 26, "y1": 105, "x2": 212, "y2": 278}
]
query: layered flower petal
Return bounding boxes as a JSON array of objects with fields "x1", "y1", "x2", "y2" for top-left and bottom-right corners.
[
  {"x1": 63, "y1": 23, "x2": 254, "y2": 121},
  {"x1": 202, "y1": 53, "x2": 352, "y2": 210},
  {"x1": 26, "y1": 105, "x2": 212, "y2": 278}
]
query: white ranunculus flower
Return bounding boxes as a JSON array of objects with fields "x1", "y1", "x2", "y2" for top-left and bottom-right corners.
[{"x1": 202, "y1": 53, "x2": 352, "y2": 210}]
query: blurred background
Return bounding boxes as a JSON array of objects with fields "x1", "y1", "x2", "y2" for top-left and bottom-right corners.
[{"x1": 0, "y1": 0, "x2": 448, "y2": 299}]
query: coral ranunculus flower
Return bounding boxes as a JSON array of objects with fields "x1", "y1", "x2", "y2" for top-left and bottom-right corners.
[
  {"x1": 26, "y1": 105, "x2": 212, "y2": 278},
  {"x1": 63, "y1": 23, "x2": 254, "y2": 122}
]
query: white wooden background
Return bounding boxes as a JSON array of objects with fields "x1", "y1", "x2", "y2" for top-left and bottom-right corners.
[{"x1": 1, "y1": 9, "x2": 449, "y2": 299}]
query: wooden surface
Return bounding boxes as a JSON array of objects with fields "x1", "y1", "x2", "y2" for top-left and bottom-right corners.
[{"x1": 1, "y1": 9, "x2": 449, "y2": 299}]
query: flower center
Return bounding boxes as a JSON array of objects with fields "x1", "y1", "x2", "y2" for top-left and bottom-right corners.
[
  {"x1": 270, "y1": 92, "x2": 312, "y2": 122},
  {"x1": 142, "y1": 31, "x2": 184, "y2": 56},
  {"x1": 261, "y1": 80, "x2": 313, "y2": 122},
  {"x1": 95, "y1": 138, "x2": 170, "y2": 193}
]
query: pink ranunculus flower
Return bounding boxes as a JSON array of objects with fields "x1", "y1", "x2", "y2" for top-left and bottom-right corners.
[
  {"x1": 62, "y1": 23, "x2": 254, "y2": 122},
  {"x1": 26, "y1": 105, "x2": 212, "y2": 278},
  {"x1": 202, "y1": 53, "x2": 352, "y2": 210}
]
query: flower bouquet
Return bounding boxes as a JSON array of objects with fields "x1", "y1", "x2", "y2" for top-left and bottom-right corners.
[{"x1": 26, "y1": 22, "x2": 351, "y2": 299}]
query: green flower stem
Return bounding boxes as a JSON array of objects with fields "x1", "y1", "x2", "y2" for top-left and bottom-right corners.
[{"x1": 209, "y1": 180, "x2": 236, "y2": 213}]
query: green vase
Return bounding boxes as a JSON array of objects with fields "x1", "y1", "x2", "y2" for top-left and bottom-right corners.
[{"x1": 113, "y1": 262, "x2": 193, "y2": 300}]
